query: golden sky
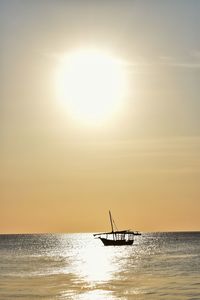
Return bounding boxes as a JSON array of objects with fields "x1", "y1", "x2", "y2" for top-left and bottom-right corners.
[{"x1": 1, "y1": 0, "x2": 200, "y2": 233}]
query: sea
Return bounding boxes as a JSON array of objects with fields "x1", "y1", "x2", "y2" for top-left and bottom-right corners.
[{"x1": 0, "y1": 232, "x2": 199, "y2": 300}]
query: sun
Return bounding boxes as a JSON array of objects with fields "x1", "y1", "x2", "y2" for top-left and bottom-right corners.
[{"x1": 55, "y1": 48, "x2": 127, "y2": 125}]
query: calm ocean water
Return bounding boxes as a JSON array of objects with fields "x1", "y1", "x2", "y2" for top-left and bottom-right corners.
[{"x1": 0, "y1": 232, "x2": 199, "y2": 300}]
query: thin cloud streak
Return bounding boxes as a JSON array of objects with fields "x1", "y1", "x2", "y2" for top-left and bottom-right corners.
[{"x1": 126, "y1": 52, "x2": 200, "y2": 70}]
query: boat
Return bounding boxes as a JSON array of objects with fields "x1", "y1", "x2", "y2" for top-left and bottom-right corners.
[{"x1": 93, "y1": 211, "x2": 141, "y2": 246}]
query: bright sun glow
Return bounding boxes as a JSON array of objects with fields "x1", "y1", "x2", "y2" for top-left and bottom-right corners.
[{"x1": 56, "y1": 49, "x2": 128, "y2": 125}]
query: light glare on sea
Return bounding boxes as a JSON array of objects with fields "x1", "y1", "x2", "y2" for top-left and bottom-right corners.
[{"x1": 0, "y1": 232, "x2": 200, "y2": 299}]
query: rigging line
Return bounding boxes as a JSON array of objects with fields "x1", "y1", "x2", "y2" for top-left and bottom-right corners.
[{"x1": 112, "y1": 218, "x2": 118, "y2": 231}]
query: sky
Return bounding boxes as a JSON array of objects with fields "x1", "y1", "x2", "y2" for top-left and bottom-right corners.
[{"x1": 0, "y1": 0, "x2": 200, "y2": 233}]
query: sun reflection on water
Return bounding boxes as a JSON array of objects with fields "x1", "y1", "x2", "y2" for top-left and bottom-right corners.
[
  {"x1": 74, "y1": 243, "x2": 119, "y2": 284},
  {"x1": 57, "y1": 234, "x2": 141, "y2": 299},
  {"x1": 74, "y1": 289, "x2": 116, "y2": 300}
]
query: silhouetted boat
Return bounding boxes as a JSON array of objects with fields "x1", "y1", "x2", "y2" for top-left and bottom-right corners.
[{"x1": 94, "y1": 211, "x2": 141, "y2": 246}]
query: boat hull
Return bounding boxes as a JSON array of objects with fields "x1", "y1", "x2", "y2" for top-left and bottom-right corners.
[{"x1": 99, "y1": 237, "x2": 133, "y2": 246}]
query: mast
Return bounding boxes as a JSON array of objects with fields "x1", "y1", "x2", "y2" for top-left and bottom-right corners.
[
  {"x1": 109, "y1": 210, "x2": 114, "y2": 232},
  {"x1": 109, "y1": 210, "x2": 115, "y2": 240}
]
